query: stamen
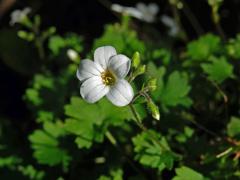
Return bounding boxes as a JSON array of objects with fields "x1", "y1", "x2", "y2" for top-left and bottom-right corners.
[{"x1": 101, "y1": 69, "x2": 116, "y2": 85}]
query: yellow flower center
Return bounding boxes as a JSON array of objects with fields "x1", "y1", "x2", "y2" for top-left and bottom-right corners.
[{"x1": 101, "y1": 69, "x2": 116, "y2": 86}]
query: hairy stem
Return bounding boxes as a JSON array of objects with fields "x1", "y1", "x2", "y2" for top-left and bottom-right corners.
[{"x1": 129, "y1": 104, "x2": 168, "y2": 151}]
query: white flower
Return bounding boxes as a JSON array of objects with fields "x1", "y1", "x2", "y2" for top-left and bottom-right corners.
[
  {"x1": 136, "y1": 2, "x2": 159, "y2": 23},
  {"x1": 160, "y1": 15, "x2": 179, "y2": 37},
  {"x1": 111, "y1": 4, "x2": 143, "y2": 20},
  {"x1": 111, "y1": 2, "x2": 159, "y2": 23},
  {"x1": 76, "y1": 46, "x2": 134, "y2": 107},
  {"x1": 67, "y1": 49, "x2": 79, "y2": 61},
  {"x1": 10, "y1": 7, "x2": 31, "y2": 26}
]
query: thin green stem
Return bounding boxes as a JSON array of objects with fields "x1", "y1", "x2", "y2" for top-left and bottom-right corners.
[
  {"x1": 207, "y1": 78, "x2": 228, "y2": 103},
  {"x1": 214, "y1": 20, "x2": 227, "y2": 42},
  {"x1": 131, "y1": 87, "x2": 149, "y2": 103},
  {"x1": 216, "y1": 147, "x2": 233, "y2": 158},
  {"x1": 31, "y1": 21, "x2": 46, "y2": 60},
  {"x1": 210, "y1": 4, "x2": 227, "y2": 41},
  {"x1": 35, "y1": 38, "x2": 45, "y2": 60},
  {"x1": 170, "y1": 3, "x2": 188, "y2": 42},
  {"x1": 129, "y1": 104, "x2": 168, "y2": 151}
]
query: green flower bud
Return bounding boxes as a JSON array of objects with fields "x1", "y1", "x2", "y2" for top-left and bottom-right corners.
[
  {"x1": 147, "y1": 100, "x2": 160, "y2": 121},
  {"x1": 147, "y1": 78, "x2": 157, "y2": 91},
  {"x1": 135, "y1": 65, "x2": 146, "y2": 75},
  {"x1": 17, "y1": 30, "x2": 34, "y2": 41},
  {"x1": 132, "y1": 51, "x2": 140, "y2": 68}
]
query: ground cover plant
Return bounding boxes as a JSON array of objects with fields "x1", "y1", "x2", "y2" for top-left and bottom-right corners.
[{"x1": 0, "y1": 0, "x2": 240, "y2": 179}]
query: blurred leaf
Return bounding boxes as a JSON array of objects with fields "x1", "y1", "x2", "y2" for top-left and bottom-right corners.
[
  {"x1": 36, "y1": 111, "x2": 54, "y2": 123},
  {"x1": 48, "y1": 35, "x2": 65, "y2": 55},
  {"x1": 172, "y1": 166, "x2": 209, "y2": 180},
  {"x1": 227, "y1": 34, "x2": 240, "y2": 59},
  {"x1": 227, "y1": 116, "x2": 240, "y2": 138},
  {"x1": 0, "y1": 156, "x2": 22, "y2": 169},
  {"x1": 152, "y1": 48, "x2": 171, "y2": 65},
  {"x1": 201, "y1": 56, "x2": 234, "y2": 83},
  {"x1": 48, "y1": 33, "x2": 83, "y2": 56},
  {"x1": 18, "y1": 165, "x2": 45, "y2": 180},
  {"x1": 93, "y1": 23, "x2": 145, "y2": 57},
  {"x1": 98, "y1": 168, "x2": 123, "y2": 180},
  {"x1": 187, "y1": 34, "x2": 221, "y2": 61}
]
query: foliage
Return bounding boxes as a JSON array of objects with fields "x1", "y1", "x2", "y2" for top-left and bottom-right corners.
[
  {"x1": 29, "y1": 121, "x2": 71, "y2": 170},
  {"x1": 159, "y1": 71, "x2": 192, "y2": 109},
  {"x1": 48, "y1": 33, "x2": 83, "y2": 56},
  {"x1": 172, "y1": 166, "x2": 209, "y2": 180},
  {"x1": 132, "y1": 130, "x2": 179, "y2": 171},
  {"x1": 98, "y1": 168, "x2": 123, "y2": 180},
  {"x1": 1, "y1": 1, "x2": 240, "y2": 179},
  {"x1": 64, "y1": 96, "x2": 132, "y2": 148},
  {"x1": 93, "y1": 16, "x2": 146, "y2": 57},
  {"x1": 187, "y1": 34, "x2": 221, "y2": 61},
  {"x1": 201, "y1": 56, "x2": 234, "y2": 83},
  {"x1": 227, "y1": 117, "x2": 240, "y2": 138}
]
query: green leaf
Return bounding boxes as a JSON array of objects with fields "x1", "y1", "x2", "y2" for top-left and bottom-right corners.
[
  {"x1": 93, "y1": 23, "x2": 145, "y2": 57},
  {"x1": 187, "y1": 33, "x2": 221, "y2": 61},
  {"x1": 132, "y1": 130, "x2": 178, "y2": 171},
  {"x1": 227, "y1": 116, "x2": 240, "y2": 138},
  {"x1": 98, "y1": 168, "x2": 123, "y2": 180},
  {"x1": 0, "y1": 156, "x2": 22, "y2": 169},
  {"x1": 48, "y1": 35, "x2": 65, "y2": 55},
  {"x1": 146, "y1": 62, "x2": 166, "y2": 100},
  {"x1": 29, "y1": 121, "x2": 71, "y2": 169},
  {"x1": 64, "y1": 97, "x2": 132, "y2": 149},
  {"x1": 48, "y1": 33, "x2": 83, "y2": 56},
  {"x1": 36, "y1": 111, "x2": 54, "y2": 123},
  {"x1": 24, "y1": 65, "x2": 76, "y2": 117},
  {"x1": 172, "y1": 166, "x2": 209, "y2": 180},
  {"x1": 201, "y1": 56, "x2": 234, "y2": 83},
  {"x1": 227, "y1": 34, "x2": 240, "y2": 59},
  {"x1": 152, "y1": 48, "x2": 171, "y2": 65},
  {"x1": 18, "y1": 165, "x2": 45, "y2": 180},
  {"x1": 160, "y1": 71, "x2": 192, "y2": 108}
]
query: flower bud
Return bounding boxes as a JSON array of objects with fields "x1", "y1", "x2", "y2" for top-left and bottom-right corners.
[
  {"x1": 17, "y1": 30, "x2": 34, "y2": 41},
  {"x1": 67, "y1": 49, "x2": 80, "y2": 63},
  {"x1": 147, "y1": 100, "x2": 160, "y2": 121},
  {"x1": 132, "y1": 51, "x2": 140, "y2": 68},
  {"x1": 147, "y1": 78, "x2": 157, "y2": 91},
  {"x1": 135, "y1": 65, "x2": 146, "y2": 75}
]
